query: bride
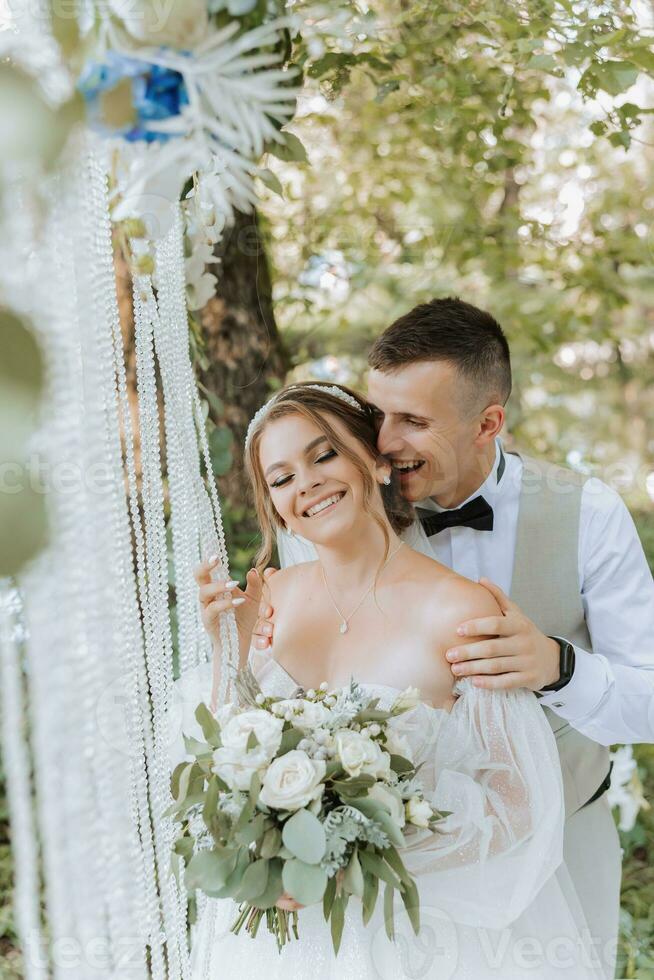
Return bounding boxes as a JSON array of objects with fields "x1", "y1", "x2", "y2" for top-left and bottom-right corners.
[{"x1": 187, "y1": 382, "x2": 605, "y2": 979}]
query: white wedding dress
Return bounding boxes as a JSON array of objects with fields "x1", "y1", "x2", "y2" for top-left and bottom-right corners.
[{"x1": 174, "y1": 652, "x2": 607, "y2": 980}]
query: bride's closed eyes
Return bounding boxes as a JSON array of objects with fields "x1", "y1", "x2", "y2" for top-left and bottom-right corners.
[{"x1": 270, "y1": 448, "x2": 337, "y2": 489}]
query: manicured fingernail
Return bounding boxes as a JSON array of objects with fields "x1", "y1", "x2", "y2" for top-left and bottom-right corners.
[
  {"x1": 446, "y1": 650, "x2": 457, "y2": 661},
  {"x1": 232, "y1": 597, "x2": 246, "y2": 606},
  {"x1": 263, "y1": 624, "x2": 273, "y2": 635},
  {"x1": 225, "y1": 580, "x2": 239, "y2": 589},
  {"x1": 207, "y1": 554, "x2": 219, "y2": 566},
  {"x1": 452, "y1": 665, "x2": 463, "y2": 674},
  {"x1": 457, "y1": 626, "x2": 466, "y2": 636}
]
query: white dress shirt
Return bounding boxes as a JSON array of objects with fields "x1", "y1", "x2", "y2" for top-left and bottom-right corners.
[{"x1": 278, "y1": 437, "x2": 654, "y2": 746}]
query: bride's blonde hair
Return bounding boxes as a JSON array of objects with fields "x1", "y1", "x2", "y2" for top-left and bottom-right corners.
[{"x1": 245, "y1": 382, "x2": 413, "y2": 580}]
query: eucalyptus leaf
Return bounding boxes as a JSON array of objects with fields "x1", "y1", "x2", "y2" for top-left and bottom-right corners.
[
  {"x1": 330, "y1": 893, "x2": 345, "y2": 955},
  {"x1": 195, "y1": 702, "x2": 221, "y2": 747},
  {"x1": 362, "y1": 871, "x2": 379, "y2": 926},
  {"x1": 184, "y1": 848, "x2": 238, "y2": 893},
  {"x1": 332, "y1": 774, "x2": 376, "y2": 797},
  {"x1": 184, "y1": 735, "x2": 213, "y2": 758},
  {"x1": 206, "y1": 847, "x2": 249, "y2": 898},
  {"x1": 373, "y1": 810, "x2": 406, "y2": 849},
  {"x1": 282, "y1": 858, "x2": 328, "y2": 906},
  {"x1": 383, "y1": 881, "x2": 395, "y2": 942},
  {"x1": 323, "y1": 874, "x2": 337, "y2": 920},
  {"x1": 358, "y1": 850, "x2": 401, "y2": 889},
  {"x1": 234, "y1": 858, "x2": 269, "y2": 901},
  {"x1": 282, "y1": 808, "x2": 326, "y2": 865},
  {"x1": 235, "y1": 811, "x2": 266, "y2": 846},
  {"x1": 342, "y1": 848, "x2": 364, "y2": 898},
  {"x1": 260, "y1": 826, "x2": 282, "y2": 859},
  {"x1": 278, "y1": 727, "x2": 304, "y2": 754},
  {"x1": 249, "y1": 858, "x2": 284, "y2": 909},
  {"x1": 389, "y1": 754, "x2": 415, "y2": 774},
  {"x1": 400, "y1": 876, "x2": 420, "y2": 935},
  {"x1": 202, "y1": 776, "x2": 220, "y2": 826},
  {"x1": 383, "y1": 846, "x2": 412, "y2": 888}
]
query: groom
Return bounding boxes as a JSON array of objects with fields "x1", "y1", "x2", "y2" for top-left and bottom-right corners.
[{"x1": 246, "y1": 296, "x2": 654, "y2": 976}]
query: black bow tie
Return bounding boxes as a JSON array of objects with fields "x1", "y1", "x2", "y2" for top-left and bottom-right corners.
[{"x1": 417, "y1": 495, "x2": 494, "y2": 537}]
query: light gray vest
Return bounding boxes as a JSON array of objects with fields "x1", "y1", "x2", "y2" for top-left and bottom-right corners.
[{"x1": 508, "y1": 451, "x2": 610, "y2": 818}]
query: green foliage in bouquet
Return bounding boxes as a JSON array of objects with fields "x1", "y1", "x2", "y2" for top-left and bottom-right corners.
[{"x1": 167, "y1": 669, "x2": 449, "y2": 953}]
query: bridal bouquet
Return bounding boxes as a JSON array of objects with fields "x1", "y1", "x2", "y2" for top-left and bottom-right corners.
[{"x1": 167, "y1": 668, "x2": 448, "y2": 953}]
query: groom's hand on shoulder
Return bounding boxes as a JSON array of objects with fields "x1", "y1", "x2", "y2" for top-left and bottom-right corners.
[
  {"x1": 446, "y1": 577, "x2": 561, "y2": 692},
  {"x1": 253, "y1": 566, "x2": 278, "y2": 650}
]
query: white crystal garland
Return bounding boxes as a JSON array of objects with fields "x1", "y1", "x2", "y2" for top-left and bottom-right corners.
[
  {"x1": 0, "y1": 132, "x2": 242, "y2": 977},
  {"x1": 0, "y1": 586, "x2": 47, "y2": 980}
]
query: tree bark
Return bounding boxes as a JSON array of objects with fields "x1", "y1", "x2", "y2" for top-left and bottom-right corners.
[{"x1": 197, "y1": 208, "x2": 290, "y2": 506}]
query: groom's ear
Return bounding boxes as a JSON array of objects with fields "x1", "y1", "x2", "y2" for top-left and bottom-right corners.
[{"x1": 474, "y1": 404, "x2": 504, "y2": 445}]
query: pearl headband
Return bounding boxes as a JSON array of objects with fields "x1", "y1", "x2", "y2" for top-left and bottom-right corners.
[{"x1": 245, "y1": 384, "x2": 364, "y2": 448}]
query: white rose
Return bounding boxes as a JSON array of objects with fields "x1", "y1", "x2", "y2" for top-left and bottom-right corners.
[
  {"x1": 212, "y1": 748, "x2": 266, "y2": 792},
  {"x1": 405, "y1": 795, "x2": 433, "y2": 828},
  {"x1": 276, "y1": 698, "x2": 332, "y2": 731},
  {"x1": 220, "y1": 709, "x2": 284, "y2": 761},
  {"x1": 336, "y1": 730, "x2": 391, "y2": 780},
  {"x1": 259, "y1": 750, "x2": 326, "y2": 812},
  {"x1": 368, "y1": 783, "x2": 406, "y2": 829},
  {"x1": 392, "y1": 687, "x2": 421, "y2": 711}
]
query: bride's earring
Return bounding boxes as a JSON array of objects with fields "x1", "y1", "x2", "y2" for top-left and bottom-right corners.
[{"x1": 382, "y1": 473, "x2": 391, "y2": 486}]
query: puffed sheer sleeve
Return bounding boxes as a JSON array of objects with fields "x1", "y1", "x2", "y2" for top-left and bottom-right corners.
[{"x1": 396, "y1": 677, "x2": 565, "y2": 930}]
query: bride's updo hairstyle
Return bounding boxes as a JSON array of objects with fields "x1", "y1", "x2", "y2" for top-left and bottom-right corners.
[{"x1": 245, "y1": 382, "x2": 413, "y2": 578}]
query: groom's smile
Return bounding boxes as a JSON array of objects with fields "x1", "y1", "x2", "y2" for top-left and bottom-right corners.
[{"x1": 392, "y1": 459, "x2": 427, "y2": 486}]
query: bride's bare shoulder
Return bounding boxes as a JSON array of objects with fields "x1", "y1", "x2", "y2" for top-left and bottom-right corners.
[
  {"x1": 404, "y1": 551, "x2": 502, "y2": 645},
  {"x1": 267, "y1": 562, "x2": 319, "y2": 605}
]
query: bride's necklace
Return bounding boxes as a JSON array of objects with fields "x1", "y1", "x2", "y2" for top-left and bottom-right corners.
[{"x1": 320, "y1": 541, "x2": 404, "y2": 635}]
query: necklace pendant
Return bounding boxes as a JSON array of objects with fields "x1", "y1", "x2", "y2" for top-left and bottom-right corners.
[{"x1": 339, "y1": 621, "x2": 348, "y2": 634}]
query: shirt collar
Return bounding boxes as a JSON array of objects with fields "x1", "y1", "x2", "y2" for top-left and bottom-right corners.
[{"x1": 417, "y1": 437, "x2": 506, "y2": 513}]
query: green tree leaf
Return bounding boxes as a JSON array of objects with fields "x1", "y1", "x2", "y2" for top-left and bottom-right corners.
[{"x1": 595, "y1": 60, "x2": 639, "y2": 96}]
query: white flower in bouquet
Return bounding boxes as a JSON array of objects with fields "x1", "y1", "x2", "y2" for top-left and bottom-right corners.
[
  {"x1": 336, "y1": 729, "x2": 391, "y2": 780},
  {"x1": 215, "y1": 700, "x2": 238, "y2": 728},
  {"x1": 259, "y1": 750, "x2": 326, "y2": 811},
  {"x1": 405, "y1": 795, "x2": 433, "y2": 829},
  {"x1": 220, "y1": 708, "x2": 284, "y2": 759},
  {"x1": 212, "y1": 750, "x2": 266, "y2": 792},
  {"x1": 211, "y1": 708, "x2": 284, "y2": 790},
  {"x1": 275, "y1": 697, "x2": 332, "y2": 731},
  {"x1": 384, "y1": 728, "x2": 412, "y2": 760},
  {"x1": 392, "y1": 687, "x2": 421, "y2": 711},
  {"x1": 368, "y1": 783, "x2": 406, "y2": 829}
]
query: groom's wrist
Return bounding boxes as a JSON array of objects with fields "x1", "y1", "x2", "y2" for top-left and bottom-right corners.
[{"x1": 534, "y1": 637, "x2": 576, "y2": 699}]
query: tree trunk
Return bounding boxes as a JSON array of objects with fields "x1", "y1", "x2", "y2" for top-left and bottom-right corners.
[{"x1": 197, "y1": 208, "x2": 290, "y2": 507}]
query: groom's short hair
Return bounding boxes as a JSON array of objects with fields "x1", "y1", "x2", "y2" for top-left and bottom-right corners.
[{"x1": 368, "y1": 296, "x2": 512, "y2": 407}]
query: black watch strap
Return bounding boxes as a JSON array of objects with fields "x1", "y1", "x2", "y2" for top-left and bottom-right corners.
[{"x1": 535, "y1": 638, "x2": 576, "y2": 698}]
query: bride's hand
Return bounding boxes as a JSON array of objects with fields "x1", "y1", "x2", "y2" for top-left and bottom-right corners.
[
  {"x1": 195, "y1": 557, "x2": 262, "y2": 654},
  {"x1": 275, "y1": 892, "x2": 303, "y2": 911}
]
